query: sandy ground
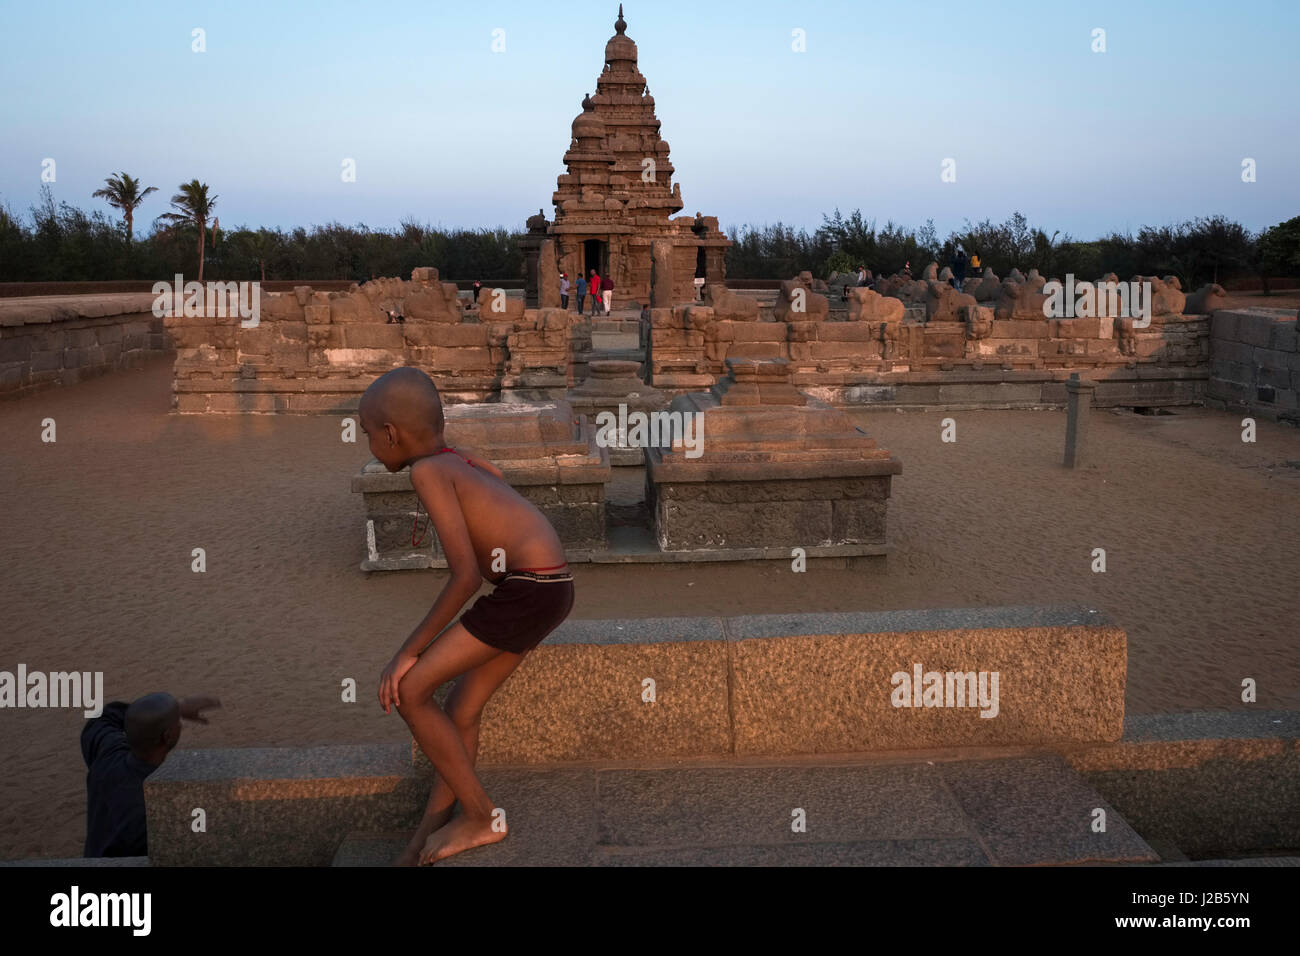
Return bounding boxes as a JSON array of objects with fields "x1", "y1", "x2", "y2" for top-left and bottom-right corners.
[{"x1": 1, "y1": 357, "x2": 1298, "y2": 859}]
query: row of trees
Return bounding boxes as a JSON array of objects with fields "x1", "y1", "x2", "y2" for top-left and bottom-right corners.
[
  {"x1": 733, "y1": 210, "x2": 1300, "y2": 291},
  {"x1": 1, "y1": 174, "x2": 1297, "y2": 290},
  {"x1": 0, "y1": 183, "x2": 523, "y2": 284}
]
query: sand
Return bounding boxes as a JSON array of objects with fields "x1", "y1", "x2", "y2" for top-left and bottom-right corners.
[{"x1": 1, "y1": 357, "x2": 1297, "y2": 859}]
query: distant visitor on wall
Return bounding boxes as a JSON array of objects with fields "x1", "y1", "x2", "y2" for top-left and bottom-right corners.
[
  {"x1": 576, "y1": 274, "x2": 587, "y2": 314},
  {"x1": 559, "y1": 273, "x2": 570, "y2": 310},
  {"x1": 953, "y1": 247, "x2": 968, "y2": 292},
  {"x1": 603, "y1": 273, "x2": 614, "y2": 313},
  {"x1": 590, "y1": 270, "x2": 602, "y2": 315}
]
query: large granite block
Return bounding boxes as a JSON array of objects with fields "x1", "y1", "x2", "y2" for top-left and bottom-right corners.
[{"x1": 726, "y1": 606, "x2": 1125, "y2": 754}]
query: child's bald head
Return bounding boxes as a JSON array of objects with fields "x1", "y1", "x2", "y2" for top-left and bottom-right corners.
[
  {"x1": 359, "y1": 367, "x2": 445, "y2": 471},
  {"x1": 361, "y1": 367, "x2": 444, "y2": 435}
]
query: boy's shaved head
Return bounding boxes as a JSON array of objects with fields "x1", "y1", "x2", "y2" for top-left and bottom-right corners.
[{"x1": 361, "y1": 366, "x2": 444, "y2": 436}]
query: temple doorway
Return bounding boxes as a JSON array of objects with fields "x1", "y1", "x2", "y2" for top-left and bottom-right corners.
[{"x1": 583, "y1": 239, "x2": 608, "y2": 281}]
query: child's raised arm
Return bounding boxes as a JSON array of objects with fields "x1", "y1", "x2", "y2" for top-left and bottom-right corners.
[{"x1": 377, "y1": 458, "x2": 483, "y2": 713}]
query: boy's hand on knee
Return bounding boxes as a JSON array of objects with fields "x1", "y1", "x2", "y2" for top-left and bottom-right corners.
[{"x1": 379, "y1": 652, "x2": 419, "y2": 714}]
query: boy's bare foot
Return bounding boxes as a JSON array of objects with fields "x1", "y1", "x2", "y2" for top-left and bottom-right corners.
[
  {"x1": 417, "y1": 813, "x2": 505, "y2": 865},
  {"x1": 393, "y1": 806, "x2": 455, "y2": 866}
]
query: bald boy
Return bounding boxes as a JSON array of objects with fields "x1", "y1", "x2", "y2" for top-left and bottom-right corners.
[
  {"x1": 81, "y1": 692, "x2": 220, "y2": 857},
  {"x1": 359, "y1": 367, "x2": 574, "y2": 865}
]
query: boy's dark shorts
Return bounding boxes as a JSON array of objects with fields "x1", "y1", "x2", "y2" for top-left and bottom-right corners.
[{"x1": 460, "y1": 570, "x2": 575, "y2": 655}]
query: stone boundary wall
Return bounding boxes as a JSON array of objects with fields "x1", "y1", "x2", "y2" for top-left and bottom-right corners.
[
  {"x1": 0, "y1": 274, "x2": 1232, "y2": 413},
  {"x1": 0, "y1": 294, "x2": 168, "y2": 398},
  {"x1": 1207, "y1": 308, "x2": 1300, "y2": 423},
  {"x1": 647, "y1": 274, "x2": 1215, "y2": 407},
  {"x1": 169, "y1": 269, "x2": 573, "y2": 412}
]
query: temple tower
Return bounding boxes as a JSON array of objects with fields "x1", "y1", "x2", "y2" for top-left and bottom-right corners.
[{"x1": 524, "y1": 5, "x2": 730, "y2": 309}]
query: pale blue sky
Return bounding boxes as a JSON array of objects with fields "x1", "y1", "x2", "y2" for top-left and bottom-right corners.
[{"x1": 1, "y1": 0, "x2": 1296, "y2": 239}]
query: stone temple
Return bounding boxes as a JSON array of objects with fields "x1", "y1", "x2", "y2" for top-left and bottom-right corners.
[{"x1": 522, "y1": 5, "x2": 731, "y2": 310}]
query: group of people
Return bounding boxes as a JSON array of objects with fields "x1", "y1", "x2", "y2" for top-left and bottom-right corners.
[
  {"x1": 470, "y1": 269, "x2": 615, "y2": 315},
  {"x1": 558, "y1": 269, "x2": 613, "y2": 315},
  {"x1": 848, "y1": 246, "x2": 983, "y2": 296}
]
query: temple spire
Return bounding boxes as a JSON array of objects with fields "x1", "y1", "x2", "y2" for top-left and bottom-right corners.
[{"x1": 615, "y1": 4, "x2": 626, "y2": 35}]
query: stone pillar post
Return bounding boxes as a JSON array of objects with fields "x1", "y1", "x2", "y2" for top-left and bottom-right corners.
[
  {"x1": 650, "y1": 240, "x2": 673, "y2": 309},
  {"x1": 538, "y1": 240, "x2": 560, "y2": 308},
  {"x1": 1064, "y1": 372, "x2": 1097, "y2": 468}
]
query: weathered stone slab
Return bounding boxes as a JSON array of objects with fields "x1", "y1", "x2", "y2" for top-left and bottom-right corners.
[
  {"x1": 1067, "y1": 711, "x2": 1300, "y2": 858},
  {"x1": 727, "y1": 606, "x2": 1125, "y2": 754},
  {"x1": 595, "y1": 763, "x2": 969, "y2": 848},
  {"x1": 646, "y1": 358, "x2": 901, "y2": 551},
  {"x1": 145, "y1": 743, "x2": 423, "y2": 866},
  {"x1": 939, "y1": 755, "x2": 1157, "y2": 864}
]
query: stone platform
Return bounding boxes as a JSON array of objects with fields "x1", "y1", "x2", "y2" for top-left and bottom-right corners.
[
  {"x1": 645, "y1": 358, "x2": 903, "y2": 552},
  {"x1": 136, "y1": 708, "x2": 1300, "y2": 867},
  {"x1": 331, "y1": 753, "x2": 1157, "y2": 867}
]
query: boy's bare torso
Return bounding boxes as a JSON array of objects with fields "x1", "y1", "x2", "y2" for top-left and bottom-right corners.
[{"x1": 411, "y1": 449, "x2": 566, "y2": 579}]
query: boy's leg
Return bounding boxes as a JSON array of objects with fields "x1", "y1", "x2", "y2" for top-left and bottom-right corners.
[
  {"x1": 394, "y1": 644, "x2": 530, "y2": 865},
  {"x1": 394, "y1": 622, "x2": 511, "y2": 862}
]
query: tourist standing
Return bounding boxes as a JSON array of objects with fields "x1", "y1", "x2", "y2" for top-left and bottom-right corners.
[
  {"x1": 576, "y1": 274, "x2": 587, "y2": 314},
  {"x1": 952, "y1": 247, "x2": 968, "y2": 292},
  {"x1": 603, "y1": 273, "x2": 614, "y2": 313},
  {"x1": 857, "y1": 265, "x2": 868, "y2": 287},
  {"x1": 589, "y1": 269, "x2": 602, "y2": 315},
  {"x1": 559, "y1": 273, "x2": 570, "y2": 310},
  {"x1": 472, "y1": 279, "x2": 482, "y2": 305}
]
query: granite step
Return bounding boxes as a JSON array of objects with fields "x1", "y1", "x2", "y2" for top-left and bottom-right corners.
[
  {"x1": 331, "y1": 753, "x2": 1157, "y2": 867},
  {"x1": 145, "y1": 742, "x2": 425, "y2": 866},
  {"x1": 582, "y1": 347, "x2": 645, "y2": 363},
  {"x1": 591, "y1": 331, "x2": 641, "y2": 350}
]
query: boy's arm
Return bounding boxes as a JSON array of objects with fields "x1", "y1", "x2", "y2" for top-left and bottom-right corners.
[{"x1": 379, "y1": 459, "x2": 484, "y2": 712}]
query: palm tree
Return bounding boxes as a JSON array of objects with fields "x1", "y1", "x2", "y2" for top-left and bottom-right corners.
[
  {"x1": 247, "y1": 228, "x2": 279, "y2": 282},
  {"x1": 91, "y1": 172, "x2": 157, "y2": 247},
  {"x1": 155, "y1": 180, "x2": 218, "y2": 280}
]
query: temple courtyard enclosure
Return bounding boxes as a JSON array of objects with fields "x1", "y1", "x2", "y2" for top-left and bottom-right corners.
[{"x1": 1, "y1": 356, "x2": 1297, "y2": 859}]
